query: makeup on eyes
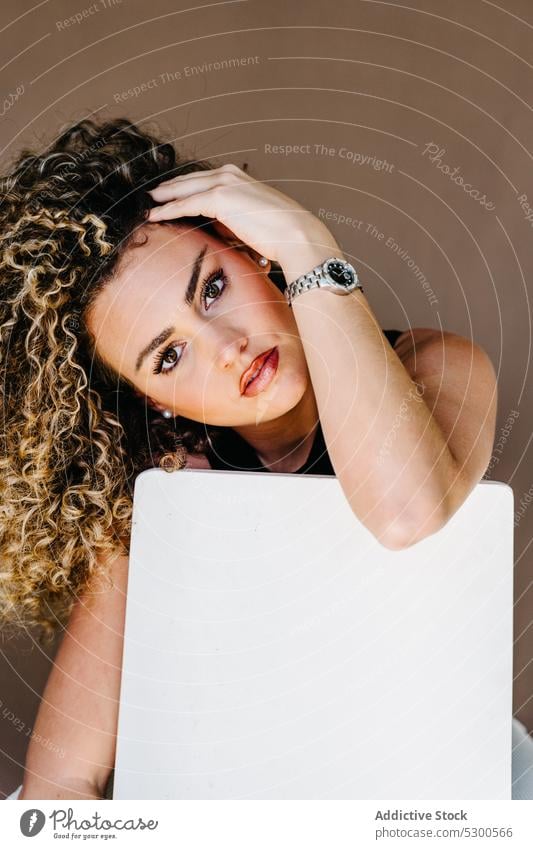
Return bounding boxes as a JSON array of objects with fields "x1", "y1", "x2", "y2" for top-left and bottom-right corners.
[{"x1": 151, "y1": 267, "x2": 228, "y2": 376}]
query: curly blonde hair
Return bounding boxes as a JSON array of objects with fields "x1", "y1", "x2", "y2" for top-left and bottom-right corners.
[{"x1": 0, "y1": 117, "x2": 257, "y2": 645}]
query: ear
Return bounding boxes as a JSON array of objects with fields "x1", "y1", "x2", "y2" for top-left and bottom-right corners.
[{"x1": 132, "y1": 386, "x2": 164, "y2": 413}]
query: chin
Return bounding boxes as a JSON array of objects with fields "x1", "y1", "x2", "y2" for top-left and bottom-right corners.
[{"x1": 258, "y1": 380, "x2": 307, "y2": 422}]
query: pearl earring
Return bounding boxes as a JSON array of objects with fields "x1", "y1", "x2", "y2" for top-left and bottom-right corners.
[
  {"x1": 162, "y1": 409, "x2": 173, "y2": 419},
  {"x1": 258, "y1": 256, "x2": 269, "y2": 267}
]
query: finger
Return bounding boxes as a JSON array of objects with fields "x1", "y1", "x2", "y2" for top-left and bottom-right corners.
[
  {"x1": 147, "y1": 165, "x2": 248, "y2": 198},
  {"x1": 157, "y1": 163, "x2": 245, "y2": 185},
  {"x1": 147, "y1": 178, "x2": 234, "y2": 204},
  {"x1": 147, "y1": 180, "x2": 245, "y2": 218},
  {"x1": 147, "y1": 189, "x2": 219, "y2": 222},
  {"x1": 148, "y1": 171, "x2": 215, "y2": 196},
  {"x1": 153, "y1": 165, "x2": 226, "y2": 185}
]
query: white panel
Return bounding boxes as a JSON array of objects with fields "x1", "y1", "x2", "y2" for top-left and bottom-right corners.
[{"x1": 114, "y1": 470, "x2": 513, "y2": 799}]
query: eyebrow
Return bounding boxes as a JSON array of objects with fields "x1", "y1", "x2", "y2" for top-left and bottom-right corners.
[{"x1": 135, "y1": 243, "x2": 208, "y2": 373}]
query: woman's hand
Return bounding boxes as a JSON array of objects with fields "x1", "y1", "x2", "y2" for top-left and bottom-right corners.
[{"x1": 146, "y1": 163, "x2": 339, "y2": 267}]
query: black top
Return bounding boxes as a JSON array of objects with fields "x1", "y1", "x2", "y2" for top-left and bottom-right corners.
[{"x1": 205, "y1": 329, "x2": 404, "y2": 476}]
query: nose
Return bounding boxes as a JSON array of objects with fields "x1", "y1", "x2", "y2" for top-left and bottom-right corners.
[{"x1": 205, "y1": 324, "x2": 249, "y2": 372}]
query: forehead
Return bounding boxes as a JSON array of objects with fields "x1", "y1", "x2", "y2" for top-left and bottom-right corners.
[
  {"x1": 87, "y1": 223, "x2": 214, "y2": 368},
  {"x1": 92, "y1": 223, "x2": 214, "y2": 316},
  {"x1": 115, "y1": 221, "x2": 210, "y2": 286}
]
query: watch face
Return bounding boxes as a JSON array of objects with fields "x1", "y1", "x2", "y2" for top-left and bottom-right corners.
[{"x1": 325, "y1": 259, "x2": 356, "y2": 287}]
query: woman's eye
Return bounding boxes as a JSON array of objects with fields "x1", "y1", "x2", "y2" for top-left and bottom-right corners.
[{"x1": 201, "y1": 268, "x2": 228, "y2": 309}]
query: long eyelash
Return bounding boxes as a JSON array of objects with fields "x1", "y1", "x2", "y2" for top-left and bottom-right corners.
[
  {"x1": 152, "y1": 344, "x2": 182, "y2": 376},
  {"x1": 152, "y1": 267, "x2": 228, "y2": 375}
]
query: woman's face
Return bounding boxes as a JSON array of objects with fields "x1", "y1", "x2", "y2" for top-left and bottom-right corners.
[{"x1": 87, "y1": 222, "x2": 310, "y2": 427}]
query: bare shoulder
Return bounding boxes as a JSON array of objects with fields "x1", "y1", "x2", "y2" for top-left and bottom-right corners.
[
  {"x1": 391, "y1": 325, "x2": 497, "y2": 491},
  {"x1": 391, "y1": 326, "x2": 492, "y2": 374},
  {"x1": 390, "y1": 326, "x2": 443, "y2": 361}
]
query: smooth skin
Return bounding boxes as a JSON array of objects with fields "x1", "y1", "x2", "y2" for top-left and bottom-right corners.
[
  {"x1": 89, "y1": 163, "x2": 498, "y2": 546},
  {"x1": 19, "y1": 164, "x2": 497, "y2": 798}
]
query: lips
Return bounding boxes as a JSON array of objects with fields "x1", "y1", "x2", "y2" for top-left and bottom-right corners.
[{"x1": 240, "y1": 347, "x2": 277, "y2": 395}]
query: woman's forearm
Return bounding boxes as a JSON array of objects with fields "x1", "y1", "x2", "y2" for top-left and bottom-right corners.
[
  {"x1": 20, "y1": 549, "x2": 129, "y2": 799},
  {"x1": 143, "y1": 167, "x2": 490, "y2": 547},
  {"x1": 278, "y1": 226, "x2": 464, "y2": 548}
]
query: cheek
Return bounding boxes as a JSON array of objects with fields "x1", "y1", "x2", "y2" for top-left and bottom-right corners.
[{"x1": 162, "y1": 374, "x2": 221, "y2": 422}]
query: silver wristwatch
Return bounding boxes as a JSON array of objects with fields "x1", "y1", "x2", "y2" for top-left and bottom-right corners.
[{"x1": 284, "y1": 256, "x2": 363, "y2": 306}]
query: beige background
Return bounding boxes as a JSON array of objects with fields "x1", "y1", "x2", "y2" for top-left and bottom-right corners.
[{"x1": 1, "y1": 0, "x2": 533, "y2": 795}]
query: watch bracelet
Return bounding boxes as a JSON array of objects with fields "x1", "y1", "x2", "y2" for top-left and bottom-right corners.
[{"x1": 285, "y1": 266, "x2": 364, "y2": 306}]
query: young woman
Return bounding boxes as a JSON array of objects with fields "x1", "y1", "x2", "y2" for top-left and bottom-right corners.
[{"x1": 0, "y1": 116, "x2": 512, "y2": 800}]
